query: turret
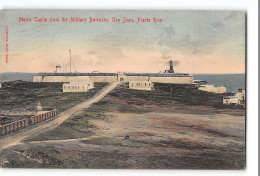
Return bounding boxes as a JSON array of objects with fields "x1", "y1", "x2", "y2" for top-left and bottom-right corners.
[
  {"x1": 55, "y1": 65, "x2": 62, "y2": 73},
  {"x1": 164, "y1": 60, "x2": 174, "y2": 73},
  {"x1": 169, "y1": 60, "x2": 174, "y2": 73}
]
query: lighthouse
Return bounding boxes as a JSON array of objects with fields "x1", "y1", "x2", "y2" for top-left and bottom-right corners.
[{"x1": 164, "y1": 60, "x2": 175, "y2": 73}]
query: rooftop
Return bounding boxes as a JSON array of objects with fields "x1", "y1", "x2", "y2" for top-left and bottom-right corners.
[
  {"x1": 35, "y1": 72, "x2": 193, "y2": 77},
  {"x1": 35, "y1": 73, "x2": 118, "y2": 76},
  {"x1": 124, "y1": 73, "x2": 192, "y2": 77}
]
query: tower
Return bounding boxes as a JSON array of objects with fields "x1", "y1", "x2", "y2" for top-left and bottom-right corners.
[
  {"x1": 55, "y1": 65, "x2": 62, "y2": 73},
  {"x1": 169, "y1": 60, "x2": 174, "y2": 73},
  {"x1": 164, "y1": 60, "x2": 174, "y2": 73}
]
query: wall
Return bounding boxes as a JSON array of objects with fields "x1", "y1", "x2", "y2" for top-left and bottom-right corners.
[
  {"x1": 90, "y1": 76, "x2": 117, "y2": 82},
  {"x1": 124, "y1": 76, "x2": 193, "y2": 84},
  {"x1": 199, "y1": 85, "x2": 226, "y2": 94},
  {"x1": 34, "y1": 75, "x2": 117, "y2": 83},
  {"x1": 0, "y1": 110, "x2": 56, "y2": 136},
  {"x1": 0, "y1": 110, "x2": 36, "y2": 116},
  {"x1": 33, "y1": 74, "x2": 194, "y2": 84},
  {"x1": 39, "y1": 76, "x2": 92, "y2": 82},
  {"x1": 150, "y1": 76, "x2": 193, "y2": 84},
  {"x1": 124, "y1": 76, "x2": 150, "y2": 82},
  {"x1": 223, "y1": 97, "x2": 239, "y2": 105}
]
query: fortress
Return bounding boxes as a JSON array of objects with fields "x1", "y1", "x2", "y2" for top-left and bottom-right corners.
[{"x1": 33, "y1": 60, "x2": 194, "y2": 84}]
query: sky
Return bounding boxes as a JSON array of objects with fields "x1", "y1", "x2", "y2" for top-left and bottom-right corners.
[{"x1": 0, "y1": 10, "x2": 245, "y2": 74}]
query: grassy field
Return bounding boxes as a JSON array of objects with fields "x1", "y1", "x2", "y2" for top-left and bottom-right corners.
[
  {"x1": 105, "y1": 84, "x2": 245, "y2": 116},
  {"x1": 0, "y1": 83, "x2": 245, "y2": 169},
  {"x1": 24, "y1": 83, "x2": 245, "y2": 141},
  {"x1": 26, "y1": 110, "x2": 111, "y2": 141},
  {"x1": 0, "y1": 81, "x2": 108, "y2": 122}
]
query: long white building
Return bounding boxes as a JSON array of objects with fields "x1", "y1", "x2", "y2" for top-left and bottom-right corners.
[
  {"x1": 129, "y1": 81, "x2": 154, "y2": 91},
  {"x1": 33, "y1": 72, "x2": 194, "y2": 84},
  {"x1": 198, "y1": 84, "x2": 226, "y2": 94},
  {"x1": 63, "y1": 82, "x2": 94, "y2": 92}
]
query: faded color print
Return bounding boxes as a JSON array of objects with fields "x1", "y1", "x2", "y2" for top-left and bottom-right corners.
[{"x1": 0, "y1": 10, "x2": 245, "y2": 169}]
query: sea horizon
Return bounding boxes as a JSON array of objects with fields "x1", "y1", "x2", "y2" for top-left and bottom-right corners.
[{"x1": 0, "y1": 72, "x2": 245, "y2": 93}]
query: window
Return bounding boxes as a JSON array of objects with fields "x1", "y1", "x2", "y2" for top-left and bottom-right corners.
[
  {"x1": 64, "y1": 86, "x2": 66, "y2": 89},
  {"x1": 145, "y1": 83, "x2": 147, "y2": 86}
]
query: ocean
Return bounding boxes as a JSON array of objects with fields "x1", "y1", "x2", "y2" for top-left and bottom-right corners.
[
  {"x1": 193, "y1": 74, "x2": 245, "y2": 93},
  {"x1": 0, "y1": 72, "x2": 245, "y2": 93},
  {"x1": 0, "y1": 72, "x2": 34, "y2": 82}
]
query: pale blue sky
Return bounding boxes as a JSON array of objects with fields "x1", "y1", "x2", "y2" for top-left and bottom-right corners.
[{"x1": 0, "y1": 10, "x2": 245, "y2": 73}]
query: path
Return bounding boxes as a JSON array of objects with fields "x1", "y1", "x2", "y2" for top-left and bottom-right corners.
[
  {"x1": 28, "y1": 136, "x2": 98, "y2": 144},
  {"x1": 0, "y1": 82, "x2": 120, "y2": 150}
]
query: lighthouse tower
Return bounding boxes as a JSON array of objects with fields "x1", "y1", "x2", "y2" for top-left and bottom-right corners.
[{"x1": 164, "y1": 60, "x2": 175, "y2": 73}]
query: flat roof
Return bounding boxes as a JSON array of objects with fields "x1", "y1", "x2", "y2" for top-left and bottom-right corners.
[
  {"x1": 124, "y1": 73, "x2": 192, "y2": 77},
  {"x1": 35, "y1": 73, "x2": 118, "y2": 76},
  {"x1": 63, "y1": 82, "x2": 93, "y2": 85},
  {"x1": 35, "y1": 72, "x2": 192, "y2": 77}
]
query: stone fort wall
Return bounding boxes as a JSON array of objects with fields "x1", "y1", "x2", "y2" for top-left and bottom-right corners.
[{"x1": 33, "y1": 75, "x2": 193, "y2": 84}]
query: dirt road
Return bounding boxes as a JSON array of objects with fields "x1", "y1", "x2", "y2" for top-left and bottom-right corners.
[
  {"x1": 0, "y1": 82, "x2": 119, "y2": 150},
  {"x1": 5, "y1": 111, "x2": 244, "y2": 169}
]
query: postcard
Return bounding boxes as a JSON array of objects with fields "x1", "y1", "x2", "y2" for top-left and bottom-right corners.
[{"x1": 0, "y1": 10, "x2": 245, "y2": 169}]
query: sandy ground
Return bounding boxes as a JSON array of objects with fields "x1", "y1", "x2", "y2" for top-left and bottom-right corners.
[
  {"x1": 0, "y1": 111, "x2": 245, "y2": 169},
  {"x1": 0, "y1": 84, "x2": 245, "y2": 169},
  {"x1": 92, "y1": 112, "x2": 245, "y2": 147}
]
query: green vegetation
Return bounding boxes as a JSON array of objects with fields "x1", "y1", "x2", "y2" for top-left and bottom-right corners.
[
  {"x1": 6, "y1": 144, "x2": 131, "y2": 168},
  {"x1": 0, "y1": 82, "x2": 245, "y2": 169},
  {"x1": 118, "y1": 106, "x2": 150, "y2": 114},
  {"x1": 109, "y1": 84, "x2": 245, "y2": 110},
  {"x1": 82, "y1": 137, "x2": 117, "y2": 145},
  {"x1": 77, "y1": 111, "x2": 109, "y2": 120},
  {"x1": 27, "y1": 108, "x2": 110, "y2": 141},
  {"x1": 57, "y1": 97, "x2": 69, "y2": 101},
  {"x1": 0, "y1": 81, "x2": 108, "y2": 113},
  {"x1": 87, "y1": 95, "x2": 150, "y2": 114}
]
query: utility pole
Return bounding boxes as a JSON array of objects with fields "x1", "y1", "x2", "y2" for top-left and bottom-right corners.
[{"x1": 69, "y1": 50, "x2": 72, "y2": 73}]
